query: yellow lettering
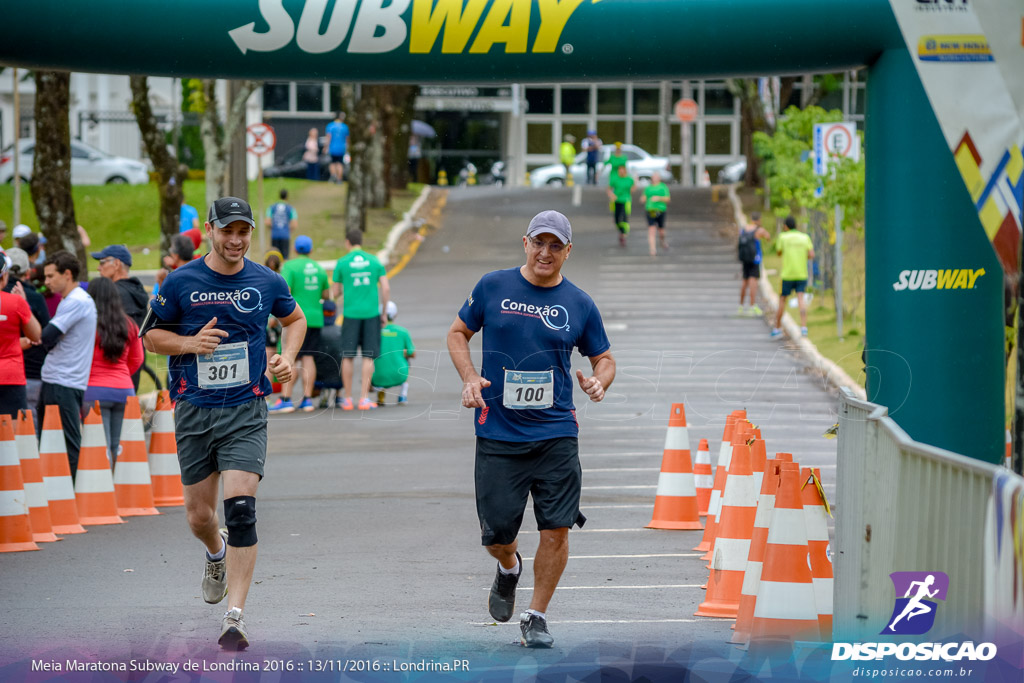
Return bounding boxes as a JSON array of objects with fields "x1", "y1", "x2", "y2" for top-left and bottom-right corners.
[
  {"x1": 470, "y1": 0, "x2": 530, "y2": 54},
  {"x1": 967, "y1": 267, "x2": 986, "y2": 288},
  {"x1": 533, "y1": 0, "x2": 585, "y2": 52},
  {"x1": 409, "y1": 0, "x2": 488, "y2": 54},
  {"x1": 952, "y1": 270, "x2": 970, "y2": 288},
  {"x1": 935, "y1": 269, "x2": 958, "y2": 289}
]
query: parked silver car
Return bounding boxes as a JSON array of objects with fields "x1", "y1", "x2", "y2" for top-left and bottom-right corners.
[
  {"x1": 529, "y1": 144, "x2": 673, "y2": 187},
  {"x1": 0, "y1": 138, "x2": 150, "y2": 185}
]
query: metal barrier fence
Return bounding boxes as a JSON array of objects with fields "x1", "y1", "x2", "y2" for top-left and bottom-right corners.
[{"x1": 835, "y1": 387, "x2": 1024, "y2": 643}]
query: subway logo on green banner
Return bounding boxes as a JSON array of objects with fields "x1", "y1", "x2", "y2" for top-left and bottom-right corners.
[
  {"x1": 891, "y1": 268, "x2": 986, "y2": 291},
  {"x1": 229, "y1": 0, "x2": 597, "y2": 56}
]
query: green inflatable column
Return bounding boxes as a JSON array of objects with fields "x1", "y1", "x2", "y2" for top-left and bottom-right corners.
[{"x1": 865, "y1": 48, "x2": 1003, "y2": 464}]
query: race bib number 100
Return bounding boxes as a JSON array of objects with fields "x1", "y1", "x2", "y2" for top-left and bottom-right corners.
[
  {"x1": 197, "y1": 341, "x2": 250, "y2": 389},
  {"x1": 503, "y1": 369, "x2": 554, "y2": 410}
]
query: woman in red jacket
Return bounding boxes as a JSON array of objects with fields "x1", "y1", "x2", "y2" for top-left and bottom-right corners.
[{"x1": 84, "y1": 277, "x2": 143, "y2": 466}]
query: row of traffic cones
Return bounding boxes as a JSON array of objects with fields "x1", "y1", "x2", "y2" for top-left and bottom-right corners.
[
  {"x1": 645, "y1": 404, "x2": 833, "y2": 645},
  {"x1": 0, "y1": 390, "x2": 183, "y2": 553}
]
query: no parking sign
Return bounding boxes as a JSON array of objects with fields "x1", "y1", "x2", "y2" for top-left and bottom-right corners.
[{"x1": 813, "y1": 122, "x2": 859, "y2": 176}]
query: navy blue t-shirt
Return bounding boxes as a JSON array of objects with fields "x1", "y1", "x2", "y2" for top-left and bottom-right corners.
[
  {"x1": 458, "y1": 267, "x2": 611, "y2": 442},
  {"x1": 150, "y1": 256, "x2": 296, "y2": 408}
]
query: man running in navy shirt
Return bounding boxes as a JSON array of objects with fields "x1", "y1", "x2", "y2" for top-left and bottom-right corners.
[
  {"x1": 447, "y1": 210, "x2": 616, "y2": 648},
  {"x1": 141, "y1": 196, "x2": 307, "y2": 650}
]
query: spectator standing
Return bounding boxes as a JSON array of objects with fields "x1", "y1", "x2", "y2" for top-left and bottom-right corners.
[
  {"x1": 0, "y1": 250, "x2": 42, "y2": 418},
  {"x1": 607, "y1": 164, "x2": 635, "y2": 248},
  {"x1": 156, "y1": 234, "x2": 198, "y2": 290},
  {"x1": 180, "y1": 204, "x2": 200, "y2": 233},
  {"x1": 332, "y1": 229, "x2": 389, "y2": 410},
  {"x1": 559, "y1": 135, "x2": 576, "y2": 180},
  {"x1": 408, "y1": 133, "x2": 422, "y2": 182},
  {"x1": 737, "y1": 212, "x2": 771, "y2": 317},
  {"x1": 325, "y1": 112, "x2": 350, "y2": 184},
  {"x1": 265, "y1": 189, "x2": 297, "y2": 259},
  {"x1": 372, "y1": 301, "x2": 415, "y2": 406},
  {"x1": 272, "y1": 236, "x2": 328, "y2": 414},
  {"x1": 2, "y1": 248, "x2": 49, "y2": 420},
  {"x1": 581, "y1": 130, "x2": 602, "y2": 185},
  {"x1": 84, "y1": 277, "x2": 143, "y2": 465},
  {"x1": 302, "y1": 128, "x2": 321, "y2": 181},
  {"x1": 38, "y1": 251, "x2": 97, "y2": 479},
  {"x1": 771, "y1": 216, "x2": 815, "y2": 338}
]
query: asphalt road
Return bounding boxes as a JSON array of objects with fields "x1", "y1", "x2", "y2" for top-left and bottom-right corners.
[{"x1": 0, "y1": 186, "x2": 840, "y2": 679}]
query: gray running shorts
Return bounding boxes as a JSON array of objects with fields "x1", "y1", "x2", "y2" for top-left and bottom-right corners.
[{"x1": 174, "y1": 398, "x2": 268, "y2": 486}]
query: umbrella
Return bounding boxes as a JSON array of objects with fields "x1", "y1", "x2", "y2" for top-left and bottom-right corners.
[{"x1": 411, "y1": 119, "x2": 436, "y2": 139}]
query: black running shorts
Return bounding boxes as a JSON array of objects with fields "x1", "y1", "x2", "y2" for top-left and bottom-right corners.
[
  {"x1": 742, "y1": 261, "x2": 760, "y2": 279},
  {"x1": 340, "y1": 316, "x2": 381, "y2": 359},
  {"x1": 474, "y1": 436, "x2": 587, "y2": 546}
]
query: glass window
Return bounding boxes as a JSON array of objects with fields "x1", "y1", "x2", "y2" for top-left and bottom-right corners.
[
  {"x1": 296, "y1": 83, "x2": 324, "y2": 112},
  {"x1": 624, "y1": 149, "x2": 643, "y2": 161},
  {"x1": 631, "y1": 121, "x2": 659, "y2": 153},
  {"x1": 562, "y1": 122, "x2": 589, "y2": 147},
  {"x1": 818, "y1": 88, "x2": 843, "y2": 112},
  {"x1": 705, "y1": 123, "x2": 733, "y2": 155},
  {"x1": 330, "y1": 84, "x2": 344, "y2": 114},
  {"x1": 596, "y1": 121, "x2": 625, "y2": 146},
  {"x1": 850, "y1": 87, "x2": 866, "y2": 116},
  {"x1": 597, "y1": 88, "x2": 626, "y2": 115},
  {"x1": 71, "y1": 145, "x2": 90, "y2": 159},
  {"x1": 526, "y1": 88, "x2": 554, "y2": 115},
  {"x1": 704, "y1": 85, "x2": 734, "y2": 115},
  {"x1": 561, "y1": 87, "x2": 589, "y2": 115},
  {"x1": 527, "y1": 123, "x2": 553, "y2": 154},
  {"x1": 263, "y1": 83, "x2": 290, "y2": 111},
  {"x1": 632, "y1": 88, "x2": 660, "y2": 116},
  {"x1": 669, "y1": 123, "x2": 697, "y2": 155}
]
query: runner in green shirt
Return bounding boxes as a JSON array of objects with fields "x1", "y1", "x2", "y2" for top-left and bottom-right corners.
[
  {"x1": 771, "y1": 216, "x2": 816, "y2": 339},
  {"x1": 271, "y1": 235, "x2": 329, "y2": 413},
  {"x1": 371, "y1": 301, "x2": 416, "y2": 406},
  {"x1": 604, "y1": 141, "x2": 628, "y2": 182},
  {"x1": 331, "y1": 229, "x2": 390, "y2": 410},
  {"x1": 606, "y1": 164, "x2": 635, "y2": 247},
  {"x1": 643, "y1": 172, "x2": 671, "y2": 257}
]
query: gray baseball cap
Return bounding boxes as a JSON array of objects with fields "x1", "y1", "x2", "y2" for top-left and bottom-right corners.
[{"x1": 526, "y1": 210, "x2": 572, "y2": 245}]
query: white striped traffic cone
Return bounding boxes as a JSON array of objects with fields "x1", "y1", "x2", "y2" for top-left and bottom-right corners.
[
  {"x1": 15, "y1": 410, "x2": 57, "y2": 542},
  {"x1": 149, "y1": 391, "x2": 184, "y2": 507},
  {"x1": 39, "y1": 405, "x2": 85, "y2": 535},
  {"x1": 801, "y1": 466, "x2": 833, "y2": 640},
  {"x1": 74, "y1": 404, "x2": 124, "y2": 526},
  {"x1": 694, "y1": 438, "x2": 713, "y2": 517},
  {"x1": 647, "y1": 403, "x2": 702, "y2": 530},
  {"x1": 113, "y1": 397, "x2": 159, "y2": 517},
  {"x1": 0, "y1": 415, "x2": 39, "y2": 552}
]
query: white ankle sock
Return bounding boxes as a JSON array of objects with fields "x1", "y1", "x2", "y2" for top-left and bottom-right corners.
[
  {"x1": 207, "y1": 539, "x2": 226, "y2": 561},
  {"x1": 498, "y1": 557, "x2": 520, "y2": 576},
  {"x1": 525, "y1": 609, "x2": 546, "y2": 620}
]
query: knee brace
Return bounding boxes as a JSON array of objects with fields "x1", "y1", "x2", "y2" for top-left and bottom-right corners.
[{"x1": 224, "y1": 495, "x2": 258, "y2": 547}]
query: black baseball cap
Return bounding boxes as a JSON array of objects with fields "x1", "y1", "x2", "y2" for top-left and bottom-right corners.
[
  {"x1": 207, "y1": 197, "x2": 255, "y2": 229},
  {"x1": 91, "y1": 244, "x2": 133, "y2": 267}
]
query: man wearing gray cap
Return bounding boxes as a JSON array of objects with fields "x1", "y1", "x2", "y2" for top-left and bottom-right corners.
[{"x1": 447, "y1": 209, "x2": 616, "y2": 648}]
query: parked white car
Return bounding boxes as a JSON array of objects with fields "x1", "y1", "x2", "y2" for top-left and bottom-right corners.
[
  {"x1": 529, "y1": 144, "x2": 673, "y2": 187},
  {"x1": 0, "y1": 139, "x2": 150, "y2": 185}
]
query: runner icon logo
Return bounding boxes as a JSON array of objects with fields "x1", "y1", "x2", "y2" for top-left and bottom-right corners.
[{"x1": 882, "y1": 571, "x2": 949, "y2": 636}]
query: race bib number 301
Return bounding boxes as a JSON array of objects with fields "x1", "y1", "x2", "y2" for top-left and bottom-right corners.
[
  {"x1": 503, "y1": 369, "x2": 554, "y2": 410},
  {"x1": 198, "y1": 341, "x2": 250, "y2": 389}
]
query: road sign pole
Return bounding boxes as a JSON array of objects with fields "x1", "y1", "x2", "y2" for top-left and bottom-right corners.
[
  {"x1": 258, "y1": 161, "x2": 266, "y2": 256},
  {"x1": 834, "y1": 203, "x2": 844, "y2": 341}
]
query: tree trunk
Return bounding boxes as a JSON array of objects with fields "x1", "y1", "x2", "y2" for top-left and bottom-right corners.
[
  {"x1": 345, "y1": 85, "x2": 377, "y2": 233},
  {"x1": 199, "y1": 79, "x2": 260, "y2": 208},
  {"x1": 380, "y1": 85, "x2": 418, "y2": 192},
  {"x1": 130, "y1": 75, "x2": 187, "y2": 260},
  {"x1": 30, "y1": 71, "x2": 83, "y2": 273}
]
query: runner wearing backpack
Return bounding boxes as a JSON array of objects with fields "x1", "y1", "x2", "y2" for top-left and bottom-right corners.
[
  {"x1": 737, "y1": 212, "x2": 771, "y2": 316},
  {"x1": 265, "y1": 189, "x2": 298, "y2": 258}
]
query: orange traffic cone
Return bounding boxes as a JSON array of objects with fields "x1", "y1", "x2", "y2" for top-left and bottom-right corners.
[
  {"x1": 74, "y1": 405, "x2": 124, "y2": 526},
  {"x1": 39, "y1": 405, "x2": 85, "y2": 534},
  {"x1": 749, "y1": 437, "x2": 767, "y2": 494},
  {"x1": 647, "y1": 404, "x2": 702, "y2": 530},
  {"x1": 696, "y1": 442, "x2": 757, "y2": 618},
  {"x1": 14, "y1": 410, "x2": 57, "y2": 542},
  {"x1": 749, "y1": 464, "x2": 819, "y2": 642},
  {"x1": 0, "y1": 415, "x2": 39, "y2": 552},
  {"x1": 702, "y1": 421, "x2": 751, "y2": 562},
  {"x1": 113, "y1": 397, "x2": 159, "y2": 517},
  {"x1": 695, "y1": 415, "x2": 738, "y2": 553},
  {"x1": 149, "y1": 390, "x2": 184, "y2": 507},
  {"x1": 694, "y1": 438, "x2": 713, "y2": 517},
  {"x1": 801, "y1": 467, "x2": 833, "y2": 640},
  {"x1": 732, "y1": 459, "x2": 785, "y2": 643}
]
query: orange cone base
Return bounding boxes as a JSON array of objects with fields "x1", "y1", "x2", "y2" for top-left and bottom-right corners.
[
  {"x1": 0, "y1": 517, "x2": 39, "y2": 552},
  {"x1": 51, "y1": 522, "x2": 86, "y2": 534},
  {"x1": 153, "y1": 497, "x2": 184, "y2": 507},
  {"x1": 818, "y1": 615, "x2": 833, "y2": 641},
  {"x1": 118, "y1": 506, "x2": 160, "y2": 517},
  {"x1": 28, "y1": 511, "x2": 59, "y2": 542},
  {"x1": 78, "y1": 515, "x2": 124, "y2": 525},
  {"x1": 695, "y1": 569, "x2": 743, "y2": 618},
  {"x1": 31, "y1": 531, "x2": 60, "y2": 542},
  {"x1": 693, "y1": 539, "x2": 711, "y2": 552},
  {"x1": 695, "y1": 600, "x2": 741, "y2": 618},
  {"x1": 0, "y1": 540, "x2": 40, "y2": 552},
  {"x1": 647, "y1": 519, "x2": 703, "y2": 530}
]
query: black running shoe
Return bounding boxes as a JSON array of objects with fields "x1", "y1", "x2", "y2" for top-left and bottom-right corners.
[
  {"x1": 487, "y1": 551, "x2": 522, "y2": 622},
  {"x1": 519, "y1": 612, "x2": 554, "y2": 648}
]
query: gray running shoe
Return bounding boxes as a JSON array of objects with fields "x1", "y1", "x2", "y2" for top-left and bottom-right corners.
[
  {"x1": 520, "y1": 612, "x2": 554, "y2": 648},
  {"x1": 218, "y1": 607, "x2": 249, "y2": 650},
  {"x1": 488, "y1": 551, "x2": 522, "y2": 622},
  {"x1": 201, "y1": 529, "x2": 228, "y2": 604}
]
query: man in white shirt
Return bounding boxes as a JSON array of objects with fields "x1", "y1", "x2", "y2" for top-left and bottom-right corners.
[{"x1": 37, "y1": 250, "x2": 97, "y2": 479}]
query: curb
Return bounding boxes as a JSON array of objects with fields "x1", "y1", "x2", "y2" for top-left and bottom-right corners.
[
  {"x1": 726, "y1": 184, "x2": 867, "y2": 401},
  {"x1": 375, "y1": 184, "x2": 433, "y2": 270}
]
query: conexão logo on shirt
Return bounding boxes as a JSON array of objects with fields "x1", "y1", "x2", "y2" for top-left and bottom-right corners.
[
  {"x1": 189, "y1": 287, "x2": 263, "y2": 313},
  {"x1": 500, "y1": 298, "x2": 570, "y2": 332},
  {"x1": 891, "y1": 268, "x2": 985, "y2": 291}
]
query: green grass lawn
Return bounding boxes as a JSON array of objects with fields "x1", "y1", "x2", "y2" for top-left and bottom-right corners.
[
  {"x1": 738, "y1": 188, "x2": 867, "y2": 386},
  {"x1": 0, "y1": 179, "x2": 423, "y2": 270}
]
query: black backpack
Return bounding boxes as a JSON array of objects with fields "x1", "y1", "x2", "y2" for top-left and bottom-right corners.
[{"x1": 738, "y1": 228, "x2": 758, "y2": 263}]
